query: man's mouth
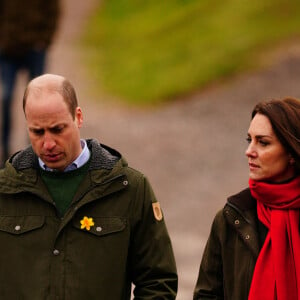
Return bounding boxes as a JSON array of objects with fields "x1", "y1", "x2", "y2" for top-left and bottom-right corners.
[{"x1": 43, "y1": 153, "x2": 61, "y2": 162}]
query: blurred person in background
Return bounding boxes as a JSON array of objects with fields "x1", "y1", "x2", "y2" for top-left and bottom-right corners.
[
  {"x1": 0, "y1": 73, "x2": 177, "y2": 299},
  {"x1": 0, "y1": 0, "x2": 60, "y2": 166},
  {"x1": 193, "y1": 97, "x2": 300, "y2": 299}
]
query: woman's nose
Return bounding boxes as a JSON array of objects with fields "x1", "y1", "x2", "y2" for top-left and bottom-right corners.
[{"x1": 245, "y1": 143, "x2": 257, "y2": 158}]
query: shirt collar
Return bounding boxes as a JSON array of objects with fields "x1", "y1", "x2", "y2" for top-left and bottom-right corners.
[{"x1": 39, "y1": 139, "x2": 90, "y2": 172}]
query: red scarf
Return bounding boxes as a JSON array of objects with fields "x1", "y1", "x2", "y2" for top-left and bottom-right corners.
[{"x1": 248, "y1": 176, "x2": 300, "y2": 300}]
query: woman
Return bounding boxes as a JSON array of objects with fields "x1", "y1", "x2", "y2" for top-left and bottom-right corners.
[{"x1": 193, "y1": 97, "x2": 300, "y2": 299}]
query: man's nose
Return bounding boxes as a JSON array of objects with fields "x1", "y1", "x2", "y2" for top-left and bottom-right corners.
[{"x1": 43, "y1": 133, "x2": 56, "y2": 150}]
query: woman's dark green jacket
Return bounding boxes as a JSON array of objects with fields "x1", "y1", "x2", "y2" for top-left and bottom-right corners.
[
  {"x1": 0, "y1": 139, "x2": 177, "y2": 299},
  {"x1": 193, "y1": 188, "x2": 267, "y2": 300}
]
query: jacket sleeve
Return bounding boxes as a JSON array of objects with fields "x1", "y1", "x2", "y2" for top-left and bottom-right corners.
[
  {"x1": 129, "y1": 175, "x2": 178, "y2": 299},
  {"x1": 193, "y1": 210, "x2": 225, "y2": 300}
]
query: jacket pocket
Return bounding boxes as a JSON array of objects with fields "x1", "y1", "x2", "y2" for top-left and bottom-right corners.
[
  {"x1": 72, "y1": 216, "x2": 127, "y2": 237},
  {"x1": 0, "y1": 216, "x2": 45, "y2": 235}
]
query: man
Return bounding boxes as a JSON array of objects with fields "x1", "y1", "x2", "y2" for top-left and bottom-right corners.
[
  {"x1": 0, "y1": 0, "x2": 60, "y2": 164},
  {"x1": 0, "y1": 74, "x2": 177, "y2": 299}
]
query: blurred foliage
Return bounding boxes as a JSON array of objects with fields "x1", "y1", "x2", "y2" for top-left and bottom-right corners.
[{"x1": 81, "y1": 0, "x2": 300, "y2": 105}]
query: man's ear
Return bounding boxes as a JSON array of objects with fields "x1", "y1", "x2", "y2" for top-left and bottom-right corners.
[{"x1": 75, "y1": 106, "x2": 83, "y2": 128}]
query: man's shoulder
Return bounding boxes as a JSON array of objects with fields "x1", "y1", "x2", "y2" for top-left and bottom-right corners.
[
  {"x1": 90, "y1": 140, "x2": 148, "y2": 179},
  {"x1": 10, "y1": 146, "x2": 38, "y2": 170},
  {"x1": 87, "y1": 139, "x2": 121, "y2": 171}
]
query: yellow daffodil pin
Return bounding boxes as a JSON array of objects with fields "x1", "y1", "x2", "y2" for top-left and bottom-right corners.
[{"x1": 80, "y1": 216, "x2": 95, "y2": 231}]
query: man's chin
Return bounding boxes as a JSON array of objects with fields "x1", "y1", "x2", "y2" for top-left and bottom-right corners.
[{"x1": 41, "y1": 154, "x2": 66, "y2": 170}]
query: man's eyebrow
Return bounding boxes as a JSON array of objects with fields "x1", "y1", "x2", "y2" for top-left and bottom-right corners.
[
  {"x1": 30, "y1": 123, "x2": 65, "y2": 129},
  {"x1": 49, "y1": 124, "x2": 64, "y2": 128},
  {"x1": 29, "y1": 127, "x2": 45, "y2": 134},
  {"x1": 28, "y1": 126, "x2": 43, "y2": 130}
]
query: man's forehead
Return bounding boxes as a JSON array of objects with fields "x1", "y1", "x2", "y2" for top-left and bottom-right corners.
[
  {"x1": 25, "y1": 89, "x2": 65, "y2": 110},
  {"x1": 28, "y1": 120, "x2": 66, "y2": 128}
]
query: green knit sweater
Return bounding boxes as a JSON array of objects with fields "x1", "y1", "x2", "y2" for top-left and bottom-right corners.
[{"x1": 40, "y1": 162, "x2": 90, "y2": 216}]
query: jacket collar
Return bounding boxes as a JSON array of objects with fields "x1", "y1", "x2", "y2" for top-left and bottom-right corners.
[
  {"x1": 224, "y1": 188, "x2": 261, "y2": 257},
  {"x1": 227, "y1": 188, "x2": 256, "y2": 211},
  {"x1": 0, "y1": 139, "x2": 125, "y2": 199},
  {"x1": 10, "y1": 139, "x2": 121, "y2": 171}
]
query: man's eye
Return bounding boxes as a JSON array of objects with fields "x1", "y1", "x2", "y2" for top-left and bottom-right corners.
[
  {"x1": 246, "y1": 137, "x2": 251, "y2": 144},
  {"x1": 51, "y1": 127, "x2": 63, "y2": 134},
  {"x1": 33, "y1": 129, "x2": 44, "y2": 136}
]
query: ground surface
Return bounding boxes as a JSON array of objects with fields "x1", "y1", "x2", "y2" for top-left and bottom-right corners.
[{"x1": 9, "y1": 1, "x2": 300, "y2": 299}]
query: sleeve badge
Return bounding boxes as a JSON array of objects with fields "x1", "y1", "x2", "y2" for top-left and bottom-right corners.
[{"x1": 152, "y1": 202, "x2": 163, "y2": 221}]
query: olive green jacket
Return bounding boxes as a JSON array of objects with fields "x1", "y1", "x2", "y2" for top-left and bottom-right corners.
[
  {"x1": 0, "y1": 139, "x2": 177, "y2": 300},
  {"x1": 193, "y1": 188, "x2": 267, "y2": 300}
]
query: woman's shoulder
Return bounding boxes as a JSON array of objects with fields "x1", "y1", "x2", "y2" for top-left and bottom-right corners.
[
  {"x1": 226, "y1": 187, "x2": 255, "y2": 211},
  {"x1": 209, "y1": 188, "x2": 256, "y2": 231}
]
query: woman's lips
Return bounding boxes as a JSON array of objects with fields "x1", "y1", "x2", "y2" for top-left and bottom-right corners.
[{"x1": 249, "y1": 162, "x2": 259, "y2": 170}]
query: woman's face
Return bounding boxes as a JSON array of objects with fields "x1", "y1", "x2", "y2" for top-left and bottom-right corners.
[{"x1": 245, "y1": 113, "x2": 295, "y2": 183}]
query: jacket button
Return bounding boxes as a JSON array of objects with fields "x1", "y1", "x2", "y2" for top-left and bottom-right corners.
[
  {"x1": 15, "y1": 225, "x2": 21, "y2": 231},
  {"x1": 234, "y1": 220, "x2": 240, "y2": 225},
  {"x1": 53, "y1": 249, "x2": 60, "y2": 256},
  {"x1": 96, "y1": 226, "x2": 102, "y2": 232},
  {"x1": 245, "y1": 234, "x2": 250, "y2": 240},
  {"x1": 123, "y1": 180, "x2": 128, "y2": 186}
]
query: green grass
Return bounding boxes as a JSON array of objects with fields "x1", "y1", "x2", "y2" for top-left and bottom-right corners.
[{"x1": 81, "y1": 0, "x2": 300, "y2": 105}]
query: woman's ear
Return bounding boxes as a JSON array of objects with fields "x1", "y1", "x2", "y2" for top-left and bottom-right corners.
[{"x1": 289, "y1": 156, "x2": 296, "y2": 165}]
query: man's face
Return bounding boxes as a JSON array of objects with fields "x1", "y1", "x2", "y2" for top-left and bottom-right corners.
[{"x1": 25, "y1": 90, "x2": 83, "y2": 171}]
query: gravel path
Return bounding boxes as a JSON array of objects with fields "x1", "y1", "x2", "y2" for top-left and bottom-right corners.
[{"x1": 10, "y1": 1, "x2": 300, "y2": 299}]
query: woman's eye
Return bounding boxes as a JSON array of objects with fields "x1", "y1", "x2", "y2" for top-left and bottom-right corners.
[
  {"x1": 246, "y1": 137, "x2": 251, "y2": 143},
  {"x1": 259, "y1": 140, "x2": 269, "y2": 146}
]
